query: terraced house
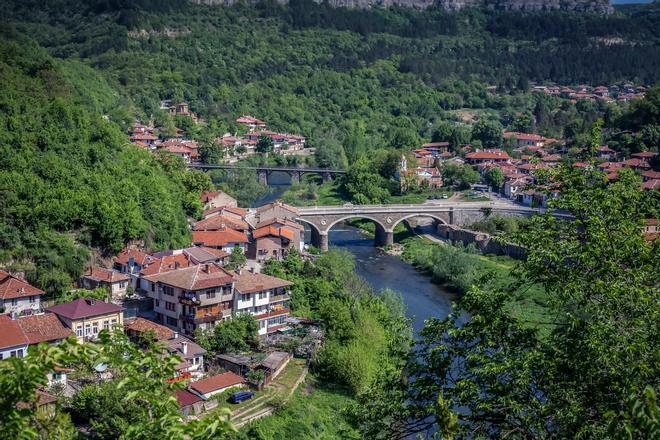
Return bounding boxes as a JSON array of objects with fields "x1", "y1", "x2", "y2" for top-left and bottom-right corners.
[
  {"x1": 233, "y1": 270, "x2": 292, "y2": 335},
  {"x1": 143, "y1": 263, "x2": 235, "y2": 336}
]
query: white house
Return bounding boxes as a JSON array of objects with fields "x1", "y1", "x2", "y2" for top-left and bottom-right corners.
[
  {"x1": 0, "y1": 314, "x2": 29, "y2": 359},
  {"x1": 0, "y1": 270, "x2": 44, "y2": 316}
]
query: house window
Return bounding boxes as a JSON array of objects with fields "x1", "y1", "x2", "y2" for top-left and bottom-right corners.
[
  {"x1": 258, "y1": 292, "x2": 267, "y2": 300},
  {"x1": 166, "y1": 316, "x2": 178, "y2": 326},
  {"x1": 103, "y1": 320, "x2": 110, "y2": 330},
  {"x1": 10, "y1": 349, "x2": 24, "y2": 358},
  {"x1": 151, "y1": 282, "x2": 155, "y2": 292},
  {"x1": 241, "y1": 293, "x2": 251, "y2": 301},
  {"x1": 206, "y1": 290, "x2": 216, "y2": 299},
  {"x1": 11, "y1": 298, "x2": 17, "y2": 306},
  {"x1": 76, "y1": 325, "x2": 83, "y2": 337},
  {"x1": 29, "y1": 296, "x2": 36, "y2": 303},
  {"x1": 119, "y1": 281, "x2": 127, "y2": 288},
  {"x1": 163, "y1": 286, "x2": 174, "y2": 296},
  {"x1": 84, "y1": 323, "x2": 91, "y2": 335},
  {"x1": 111, "y1": 318, "x2": 117, "y2": 325},
  {"x1": 259, "y1": 320, "x2": 266, "y2": 329},
  {"x1": 92, "y1": 323, "x2": 99, "y2": 334},
  {"x1": 165, "y1": 301, "x2": 176, "y2": 312},
  {"x1": 154, "y1": 300, "x2": 159, "y2": 307}
]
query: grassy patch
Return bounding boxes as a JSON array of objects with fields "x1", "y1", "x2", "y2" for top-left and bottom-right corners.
[
  {"x1": 401, "y1": 236, "x2": 552, "y2": 334},
  {"x1": 237, "y1": 376, "x2": 359, "y2": 440}
]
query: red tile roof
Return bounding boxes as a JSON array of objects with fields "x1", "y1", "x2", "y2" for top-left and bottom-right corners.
[
  {"x1": 46, "y1": 298, "x2": 123, "y2": 321},
  {"x1": 144, "y1": 263, "x2": 234, "y2": 290},
  {"x1": 175, "y1": 389, "x2": 203, "y2": 407},
  {"x1": 17, "y1": 313, "x2": 74, "y2": 344},
  {"x1": 0, "y1": 315, "x2": 28, "y2": 349},
  {"x1": 642, "y1": 179, "x2": 659, "y2": 191},
  {"x1": 641, "y1": 170, "x2": 660, "y2": 180},
  {"x1": 631, "y1": 151, "x2": 657, "y2": 159},
  {"x1": 622, "y1": 158, "x2": 651, "y2": 169},
  {"x1": 192, "y1": 229, "x2": 249, "y2": 248},
  {"x1": 233, "y1": 271, "x2": 292, "y2": 294},
  {"x1": 189, "y1": 371, "x2": 244, "y2": 395},
  {"x1": 236, "y1": 115, "x2": 266, "y2": 125},
  {"x1": 0, "y1": 271, "x2": 44, "y2": 301},
  {"x1": 82, "y1": 267, "x2": 129, "y2": 283},
  {"x1": 114, "y1": 249, "x2": 154, "y2": 266},
  {"x1": 193, "y1": 215, "x2": 249, "y2": 232},
  {"x1": 465, "y1": 150, "x2": 511, "y2": 160},
  {"x1": 125, "y1": 317, "x2": 174, "y2": 340}
]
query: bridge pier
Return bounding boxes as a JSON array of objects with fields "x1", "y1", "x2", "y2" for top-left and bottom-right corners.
[
  {"x1": 375, "y1": 229, "x2": 394, "y2": 248},
  {"x1": 310, "y1": 228, "x2": 329, "y2": 251},
  {"x1": 290, "y1": 171, "x2": 300, "y2": 185},
  {"x1": 322, "y1": 172, "x2": 333, "y2": 183},
  {"x1": 257, "y1": 170, "x2": 268, "y2": 185}
]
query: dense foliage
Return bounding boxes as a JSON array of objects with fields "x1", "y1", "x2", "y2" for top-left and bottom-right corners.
[
  {"x1": 196, "y1": 313, "x2": 259, "y2": 355},
  {"x1": 0, "y1": 37, "x2": 211, "y2": 295},
  {"x1": 349, "y1": 166, "x2": 660, "y2": 439},
  {"x1": 0, "y1": 332, "x2": 233, "y2": 440},
  {"x1": 264, "y1": 250, "x2": 411, "y2": 394}
]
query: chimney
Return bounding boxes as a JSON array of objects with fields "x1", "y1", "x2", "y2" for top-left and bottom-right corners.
[
  {"x1": 173, "y1": 331, "x2": 178, "y2": 339},
  {"x1": 181, "y1": 341, "x2": 188, "y2": 355},
  {"x1": 10, "y1": 311, "x2": 17, "y2": 320},
  {"x1": 204, "y1": 264, "x2": 210, "y2": 273},
  {"x1": 174, "y1": 261, "x2": 180, "y2": 269},
  {"x1": 87, "y1": 298, "x2": 96, "y2": 306}
]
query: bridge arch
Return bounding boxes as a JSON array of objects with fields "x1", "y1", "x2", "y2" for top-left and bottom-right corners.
[{"x1": 390, "y1": 213, "x2": 449, "y2": 232}]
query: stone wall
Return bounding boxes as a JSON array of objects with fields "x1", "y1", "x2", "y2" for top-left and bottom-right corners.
[{"x1": 436, "y1": 224, "x2": 526, "y2": 260}]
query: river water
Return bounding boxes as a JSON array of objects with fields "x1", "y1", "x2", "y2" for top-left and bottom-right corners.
[
  {"x1": 329, "y1": 225, "x2": 457, "y2": 332},
  {"x1": 253, "y1": 181, "x2": 457, "y2": 332}
]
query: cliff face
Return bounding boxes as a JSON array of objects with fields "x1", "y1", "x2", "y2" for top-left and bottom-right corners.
[{"x1": 192, "y1": 0, "x2": 614, "y2": 14}]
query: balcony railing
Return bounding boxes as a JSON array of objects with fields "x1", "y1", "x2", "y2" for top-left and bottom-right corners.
[
  {"x1": 269, "y1": 294, "x2": 290, "y2": 303},
  {"x1": 179, "y1": 297, "x2": 201, "y2": 306}
]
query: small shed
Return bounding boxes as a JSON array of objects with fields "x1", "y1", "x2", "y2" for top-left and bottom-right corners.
[
  {"x1": 258, "y1": 351, "x2": 291, "y2": 384},
  {"x1": 189, "y1": 371, "x2": 245, "y2": 400},
  {"x1": 216, "y1": 353, "x2": 255, "y2": 377},
  {"x1": 175, "y1": 389, "x2": 205, "y2": 417}
]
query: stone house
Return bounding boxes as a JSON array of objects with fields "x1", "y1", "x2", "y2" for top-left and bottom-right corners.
[{"x1": 79, "y1": 266, "x2": 130, "y2": 301}]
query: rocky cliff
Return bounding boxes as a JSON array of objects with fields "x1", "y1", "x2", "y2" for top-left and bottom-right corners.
[{"x1": 192, "y1": 0, "x2": 613, "y2": 14}]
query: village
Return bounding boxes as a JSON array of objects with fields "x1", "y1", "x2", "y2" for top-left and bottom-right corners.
[
  {"x1": 0, "y1": 190, "x2": 321, "y2": 424},
  {"x1": 129, "y1": 105, "x2": 309, "y2": 164},
  {"x1": 529, "y1": 82, "x2": 647, "y2": 103},
  {"x1": 2, "y1": 98, "x2": 658, "y2": 430}
]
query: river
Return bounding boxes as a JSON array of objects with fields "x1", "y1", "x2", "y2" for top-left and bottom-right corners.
[
  {"x1": 328, "y1": 224, "x2": 457, "y2": 332},
  {"x1": 252, "y1": 179, "x2": 457, "y2": 332}
]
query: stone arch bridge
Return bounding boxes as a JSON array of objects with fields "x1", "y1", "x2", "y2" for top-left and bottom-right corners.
[
  {"x1": 189, "y1": 164, "x2": 346, "y2": 185},
  {"x1": 297, "y1": 202, "x2": 566, "y2": 251}
]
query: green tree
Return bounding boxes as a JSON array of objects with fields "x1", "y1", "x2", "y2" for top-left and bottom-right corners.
[
  {"x1": 256, "y1": 135, "x2": 274, "y2": 154},
  {"x1": 350, "y1": 165, "x2": 659, "y2": 439},
  {"x1": 341, "y1": 158, "x2": 391, "y2": 204},
  {"x1": 484, "y1": 166, "x2": 504, "y2": 190},
  {"x1": 199, "y1": 313, "x2": 259, "y2": 354},
  {"x1": 225, "y1": 245, "x2": 247, "y2": 270},
  {"x1": 315, "y1": 137, "x2": 348, "y2": 169},
  {"x1": 471, "y1": 119, "x2": 503, "y2": 148},
  {"x1": 441, "y1": 163, "x2": 480, "y2": 190}
]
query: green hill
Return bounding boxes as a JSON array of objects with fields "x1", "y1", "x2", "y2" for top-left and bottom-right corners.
[{"x1": 0, "y1": 36, "x2": 210, "y2": 295}]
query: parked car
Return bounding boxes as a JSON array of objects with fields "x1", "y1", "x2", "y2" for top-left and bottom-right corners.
[
  {"x1": 441, "y1": 193, "x2": 448, "y2": 199},
  {"x1": 229, "y1": 391, "x2": 255, "y2": 404}
]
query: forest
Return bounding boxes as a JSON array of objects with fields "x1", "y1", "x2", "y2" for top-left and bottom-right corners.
[
  {"x1": 4, "y1": 0, "x2": 660, "y2": 149},
  {"x1": 0, "y1": 36, "x2": 211, "y2": 295}
]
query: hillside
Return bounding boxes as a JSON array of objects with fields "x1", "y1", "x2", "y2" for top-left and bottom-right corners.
[
  {"x1": 194, "y1": 0, "x2": 614, "y2": 14},
  {"x1": 0, "y1": 35, "x2": 210, "y2": 295}
]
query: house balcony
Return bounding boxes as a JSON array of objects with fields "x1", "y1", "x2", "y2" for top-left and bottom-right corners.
[
  {"x1": 269, "y1": 294, "x2": 290, "y2": 303},
  {"x1": 179, "y1": 297, "x2": 201, "y2": 306},
  {"x1": 254, "y1": 308, "x2": 290, "y2": 321},
  {"x1": 180, "y1": 308, "x2": 231, "y2": 325}
]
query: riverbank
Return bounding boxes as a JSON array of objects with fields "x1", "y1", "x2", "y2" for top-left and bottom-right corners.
[{"x1": 400, "y1": 236, "x2": 552, "y2": 334}]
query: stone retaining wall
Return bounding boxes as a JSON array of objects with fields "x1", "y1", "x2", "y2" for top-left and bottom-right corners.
[{"x1": 436, "y1": 224, "x2": 526, "y2": 260}]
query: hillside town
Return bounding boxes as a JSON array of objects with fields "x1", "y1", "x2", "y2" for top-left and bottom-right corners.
[
  {"x1": 403, "y1": 132, "x2": 658, "y2": 207},
  {"x1": 0, "y1": 195, "x2": 315, "y2": 421},
  {"x1": 129, "y1": 111, "x2": 308, "y2": 163},
  {"x1": 530, "y1": 83, "x2": 647, "y2": 103}
]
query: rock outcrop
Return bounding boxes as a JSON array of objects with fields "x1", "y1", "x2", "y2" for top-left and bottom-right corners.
[{"x1": 192, "y1": 0, "x2": 613, "y2": 14}]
